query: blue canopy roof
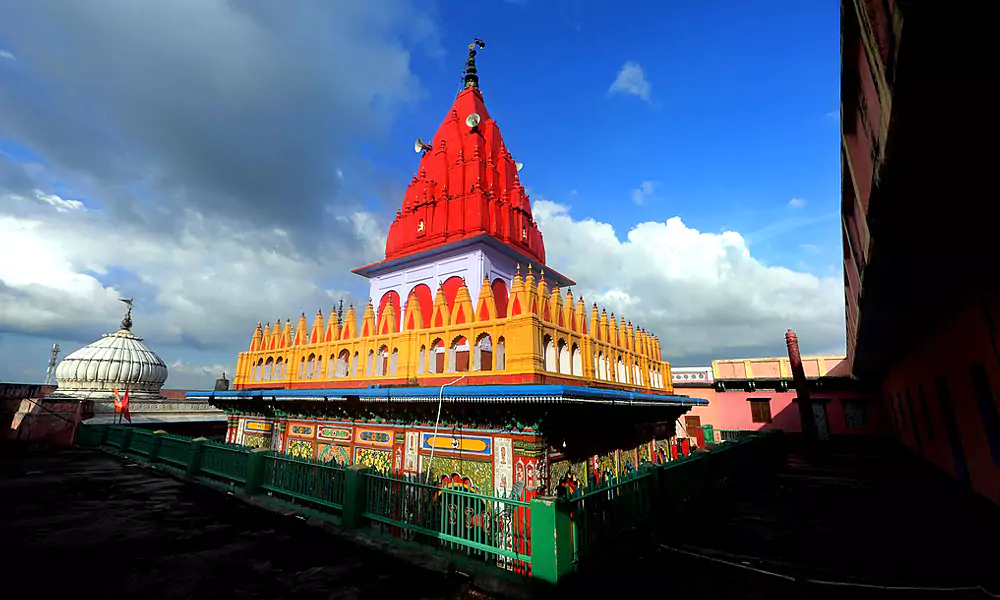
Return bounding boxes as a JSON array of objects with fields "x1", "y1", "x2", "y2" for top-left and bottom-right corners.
[{"x1": 186, "y1": 384, "x2": 707, "y2": 407}]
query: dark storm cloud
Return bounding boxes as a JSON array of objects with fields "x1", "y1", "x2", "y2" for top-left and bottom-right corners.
[{"x1": 0, "y1": 0, "x2": 436, "y2": 242}]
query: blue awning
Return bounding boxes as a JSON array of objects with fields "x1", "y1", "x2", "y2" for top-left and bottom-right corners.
[{"x1": 186, "y1": 383, "x2": 707, "y2": 407}]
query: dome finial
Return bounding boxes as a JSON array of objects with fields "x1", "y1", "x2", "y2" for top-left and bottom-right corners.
[
  {"x1": 463, "y1": 38, "x2": 486, "y2": 91},
  {"x1": 119, "y1": 298, "x2": 134, "y2": 331}
]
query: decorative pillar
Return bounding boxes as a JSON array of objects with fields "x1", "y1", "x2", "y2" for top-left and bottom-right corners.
[
  {"x1": 785, "y1": 329, "x2": 819, "y2": 440},
  {"x1": 271, "y1": 419, "x2": 287, "y2": 454},
  {"x1": 225, "y1": 414, "x2": 238, "y2": 444}
]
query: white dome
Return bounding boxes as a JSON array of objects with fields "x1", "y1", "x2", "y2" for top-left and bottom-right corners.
[{"x1": 54, "y1": 328, "x2": 168, "y2": 398}]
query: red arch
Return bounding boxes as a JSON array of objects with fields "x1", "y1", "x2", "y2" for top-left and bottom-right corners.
[
  {"x1": 442, "y1": 276, "x2": 464, "y2": 311},
  {"x1": 491, "y1": 279, "x2": 509, "y2": 318},
  {"x1": 409, "y1": 284, "x2": 433, "y2": 329},
  {"x1": 378, "y1": 290, "x2": 401, "y2": 333}
]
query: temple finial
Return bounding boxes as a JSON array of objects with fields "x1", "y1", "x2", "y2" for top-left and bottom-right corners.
[
  {"x1": 463, "y1": 38, "x2": 486, "y2": 91},
  {"x1": 119, "y1": 298, "x2": 134, "y2": 331}
]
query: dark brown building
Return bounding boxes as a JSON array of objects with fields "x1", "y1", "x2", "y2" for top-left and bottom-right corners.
[{"x1": 841, "y1": 0, "x2": 999, "y2": 503}]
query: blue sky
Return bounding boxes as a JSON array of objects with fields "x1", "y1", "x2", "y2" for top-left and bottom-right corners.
[
  {"x1": 0, "y1": 1, "x2": 844, "y2": 388},
  {"x1": 385, "y1": 0, "x2": 842, "y2": 272}
]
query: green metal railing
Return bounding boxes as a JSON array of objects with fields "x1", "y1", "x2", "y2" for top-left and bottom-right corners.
[
  {"x1": 157, "y1": 435, "x2": 195, "y2": 470},
  {"x1": 567, "y1": 468, "x2": 653, "y2": 562},
  {"x1": 362, "y1": 471, "x2": 532, "y2": 571},
  {"x1": 197, "y1": 441, "x2": 251, "y2": 484},
  {"x1": 262, "y1": 453, "x2": 346, "y2": 510},
  {"x1": 75, "y1": 423, "x2": 782, "y2": 585},
  {"x1": 717, "y1": 429, "x2": 756, "y2": 442}
]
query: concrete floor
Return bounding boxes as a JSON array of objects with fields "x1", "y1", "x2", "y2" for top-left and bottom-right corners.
[
  {"x1": 3, "y1": 439, "x2": 998, "y2": 599},
  {"x1": 1, "y1": 448, "x2": 463, "y2": 600}
]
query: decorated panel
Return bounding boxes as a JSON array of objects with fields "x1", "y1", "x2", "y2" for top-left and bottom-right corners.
[
  {"x1": 420, "y1": 432, "x2": 493, "y2": 457},
  {"x1": 403, "y1": 431, "x2": 420, "y2": 473},
  {"x1": 317, "y1": 442, "x2": 351, "y2": 465},
  {"x1": 287, "y1": 439, "x2": 315, "y2": 459},
  {"x1": 287, "y1": 422, "x2": 316, "y2": 439},
  {"x1": 354, "y1": 427, "x2": 394, "y2": 448},
  {"x1": 244, "y1": 420, "x2": 273, "y2": 432},
  {"x1": 355, "y1": 447, "x2": 392, "y2": 473},
  {"x1": 419, "y1": 455, "x2": 493, "y2": 496},
  {"x1": 316, "y1": 424, "x2": 352, "y2": 443},
  {"x1": 493, "y1": 436, "x2": 513, "y2": 497}
]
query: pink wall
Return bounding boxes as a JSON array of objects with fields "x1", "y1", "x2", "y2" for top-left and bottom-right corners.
[
  {"x1": 881, "y1": 291, "x2": 1000, "y2": 505},
  {"x1": 676, "y1": 386, "x2": 882, "y2": 438}
]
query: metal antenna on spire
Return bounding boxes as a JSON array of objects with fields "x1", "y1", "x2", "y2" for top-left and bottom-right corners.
[
  {"x1": 462, "y1": 38, "x2": 486, "y2": 92},
  {"x1": 44, "y1": 343, "x2": 60, "y2": 386},
  {"x1": 337, "y1": 299, "x2": 345, "y2": 329}
]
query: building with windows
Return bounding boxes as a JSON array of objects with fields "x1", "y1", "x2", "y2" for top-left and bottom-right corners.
[
  {"x1": 671, "y1": 355, "x2": 880, "y2": 447},
  {"x1": 841, "y1": 1, "x2": 1000, "y2": 504},
  {"x1": 191, "y1": 41, "x2": 704, "y2": 499}
]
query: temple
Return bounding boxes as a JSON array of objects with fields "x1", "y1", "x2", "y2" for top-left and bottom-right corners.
[{"x1": 192, "y1": 41, "x2": 704, "y2": 499}]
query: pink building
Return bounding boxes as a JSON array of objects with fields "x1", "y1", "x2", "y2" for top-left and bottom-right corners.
[{"x1": 673, "y1": 356, "x2": 883, "y2": 447}]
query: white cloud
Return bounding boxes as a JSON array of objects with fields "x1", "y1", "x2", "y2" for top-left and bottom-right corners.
[
  {"x1": 798, "y1": 243, "x2": 822, "y2": 253},
  {"x1": 34, "y1": 190, "x2": 85, "y2": 212},
  {"x1": 609, "y1": 61, "x2": 651, "y2": 102},
  {"x1": 631, "y1": 181, "x2": 657, "y2": 205},
  {"x1": 0, "y1": 195, "x2": 382, "y2": 387},
  {"x1": 0, "y1": 50, "x2": 14, "y2": 60},
  {"x1": 533, "y1": 200, "x2": 845, "y2": 362},
  {"x1": 788, "y1": 197, "x2": 807, "y2": 208}
]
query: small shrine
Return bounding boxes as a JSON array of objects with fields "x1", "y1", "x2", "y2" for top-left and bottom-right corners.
[{"x1": 191, "y1": 41, "x2": 705, "y2": 499}]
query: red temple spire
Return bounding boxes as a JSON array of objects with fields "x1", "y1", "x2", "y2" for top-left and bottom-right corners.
[{"x1": 380, "y1": 39, "x2": 546, "y2": 266}]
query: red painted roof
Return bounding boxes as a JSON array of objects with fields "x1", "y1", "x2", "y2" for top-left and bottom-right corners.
[{"x1": 382, "y1": 86, "x2": 545, "y2": 264}]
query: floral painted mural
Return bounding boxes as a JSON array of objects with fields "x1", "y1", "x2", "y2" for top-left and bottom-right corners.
[
  {"x1": 317, "y1": 443, "x2": 351, "y2": 465},
  {"x1": 288, "y1": 439, "x2": 314, "y2": 459},
  {"x1": 355, "y1": 447, "x2": 392, "y2": 473}
]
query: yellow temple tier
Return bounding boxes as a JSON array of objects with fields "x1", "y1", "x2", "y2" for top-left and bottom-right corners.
[{"x1": 234, "y1": 266, "x2": 672, "y2": 394}]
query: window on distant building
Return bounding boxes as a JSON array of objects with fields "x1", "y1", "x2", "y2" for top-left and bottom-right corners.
[
  {"x1": 748, "y1": 398, "x2": 772, "y2": 424},
  {"x1": 969, "y1": 364, "x2": 1000, "y2": 466},
  {"x1": 842, "y1": 398, "x2": 868, "y2": 429}
]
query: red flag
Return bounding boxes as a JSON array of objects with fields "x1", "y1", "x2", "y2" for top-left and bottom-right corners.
[
  {"x1": 121, "y1": 386, "x2": 131, "y2": 423},
  {"x1": 113, "y1": 388, "x2": 123, "y2": 412}
]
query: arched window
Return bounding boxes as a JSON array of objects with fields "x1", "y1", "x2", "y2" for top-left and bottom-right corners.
[
  {"x1": 264, "y1": 357, "x2": 274, "y2": 380},
  {"x1": 351, "y1": 352, "x2": 359, "y2": 377},
  {"x1": 316, "y1": 355, "x2": 324, "y2": 379},
  {"x1": 327, "y1": 355, "x2": 336, "y2": 379},
  {"x1": 417, "y1": 346, "x2": 426, "y2": 374},
  {"x1": 571, "y1": 343, "x2": 583, "y2": 377},
  {"x1": 298, "y1": 357, "x2": 306, "y2": 379},
  {"x1": 374, "y1": 345, "x2": 388, "y2": 376},
  {"x1": 543, "y1": 335, "x2": 556, "y2": 372},
  {"x1": 558, "y1": 339, "x2": 570, "y2": 375},
  {"x1": 336, "y1": 350, "x2": 350, "y2": 378},
  {"x1": 275, "y1": 357, "x2": 284, "y2": 380},
  {"x1": 495, "y1": 337, "x2": 506, "y2": 371},
  {"x1": 366, "y1": 350, "x2": 374, "y2": 377},
  {"x1": 254, "y1": 359, "x2": 263, "y2": 381},
  {"x1": 429, "y1": 339, "x2": 445, "y2": 374},
  {"x1": 449, "y1": 336, "x2": 469, "y2": 372},
  {"x1": 306, "y1": 354, "x2": 317, "y2": 379},
  {"x1": 473, "y1": 334, "x2": 493, "y2": 371},
  {"x1": 616, "y1": 356, "x2": 626, "y2": 383},
  {"x1": 389, "y1": 348, "x2": 399, "y2": 376}
]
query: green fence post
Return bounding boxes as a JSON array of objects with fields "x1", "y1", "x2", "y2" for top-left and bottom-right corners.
[
  {"x1": 530, "y1": 496, "x2": 573, "y2": 584},
  {"x1": 187, "y1": 437, "x2": 207, "y2": 478},
  {"x1": 149, "y1": 431, "x2": 166, "y2": 463},
  {"x1": 243, "y1": 448, "x2": 269, "y2": 495},
  {"x1": 341, "y1": 465, "x2": 369, "y2": 529},
  {"x1": 121, "y1": 427, "x2": 134, "y2": 453},
  {"x1": 643, "y1": 462, "x2": 661, "y2": 509}
]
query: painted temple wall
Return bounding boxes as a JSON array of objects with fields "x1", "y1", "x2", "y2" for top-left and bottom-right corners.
[
  {"x1": 367, "y1": 242, "x2": 521, "y2": 322},
  {"x1": 234, "y1": 274, "x2": 672, "y2": 394},
  {"x1": 227, "y1": 414, "x2": 674, "y2": 498}
]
